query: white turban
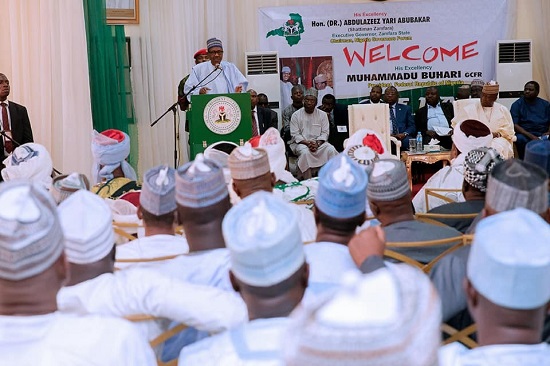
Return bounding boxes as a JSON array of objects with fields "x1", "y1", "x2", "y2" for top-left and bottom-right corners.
[
  {"x1": 258, "y1": 128, "x2": 297, "y2": 184},
  {"x1": 1, "y1": 143, "x2": 53, "y2": 190},
  {"x1": 451, "y1": 120, "x2": 493, "y2": 158},
  {"x1": 91, "y1": 129, "x2": 137, "y2": 184}
]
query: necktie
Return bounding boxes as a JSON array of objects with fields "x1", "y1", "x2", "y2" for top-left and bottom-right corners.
[
  {"x1": 389, "y1": 105, "x2": 398, "y2": 135},
  {"x1": 251, "y1": 110, "x2": 259, "y2": 137},
  {"x1": 1, "y1": 103, "x2": 13, "y2": 153}
]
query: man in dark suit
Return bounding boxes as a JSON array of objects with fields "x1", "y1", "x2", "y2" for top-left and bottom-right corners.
[
  {"x1": 415, "y1": 86, "x2": 454, "y2": 149},
  {"x1": 0, "y1": 73, "x2": 34, "y2": 179},
  {"x1": 319, "y1": 94, "x2": 349, "y2": 152},
  {"x1": 249, "y1": 89, "x2": 277, "y2": 135},
  {"x1": 257, "y1": 93, "x2": 279, "y2": 130},
  {"x1": 359, "y1": 85, "x2": 383, "y2": 104},
  {"x1": 384, "y1": 86, "x2": 415, "y2": 150}
]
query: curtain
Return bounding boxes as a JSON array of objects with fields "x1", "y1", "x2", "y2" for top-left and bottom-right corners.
[
  {"x1": 0, "y1": 0, "x2": 93, "y2": 176},
  {"x1": 83, "y1": 0, "x2": 137, "y2": 168}
]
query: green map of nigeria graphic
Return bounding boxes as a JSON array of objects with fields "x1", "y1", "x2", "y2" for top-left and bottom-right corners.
[{"x1": 266, "y1": 13, "x2": 304, "y2": 46}]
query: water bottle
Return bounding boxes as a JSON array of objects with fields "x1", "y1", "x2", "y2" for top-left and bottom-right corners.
[{"x1": 416, "y1": 132, "x2": 423, "y2": 152}]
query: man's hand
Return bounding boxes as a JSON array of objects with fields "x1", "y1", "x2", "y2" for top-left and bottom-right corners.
[
  {"x1": 348, "y1": 226, "x2": 386, "y2": 267},
  {"x1": 394, "y1": 133, "x2": 407, "y2": 140},
  {"x1": 234, "y1": 85, "x2": 243, "y2": 93},
  {"x1": 199, "y1": 87, "x2": 211, "y2": 95}
]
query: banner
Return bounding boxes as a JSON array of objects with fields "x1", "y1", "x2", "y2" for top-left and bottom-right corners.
[{"x1": 259, "y1": 0, "x2": 509, "y2": 106}]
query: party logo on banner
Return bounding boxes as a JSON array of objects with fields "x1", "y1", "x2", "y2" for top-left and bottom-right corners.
[{"x1": 266, "y1": 13, "x2": 305, "y2": 46}]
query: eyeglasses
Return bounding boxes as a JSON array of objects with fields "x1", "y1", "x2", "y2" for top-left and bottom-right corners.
[{"x1": 209, "y1": 50, "x2": 224, "y2": 55}]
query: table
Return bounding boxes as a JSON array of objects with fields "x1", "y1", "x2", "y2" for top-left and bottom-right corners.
[{"x1": 400, "y1": 150, "x2": 452, "y2": 190}]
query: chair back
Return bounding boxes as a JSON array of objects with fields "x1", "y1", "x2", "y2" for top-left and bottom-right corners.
[
  {"x1": 384, "y1": 235, "x2": 465, "y2": 273},
  {"x1": 348, "y1": 104, "x2": 401, "y2": 158},
  {"x1": 125, "y1": 314, "x2": 188, "y2": 366},
  {"x1": 424, "y1": 188, "x2": 463, "y2": 211}
]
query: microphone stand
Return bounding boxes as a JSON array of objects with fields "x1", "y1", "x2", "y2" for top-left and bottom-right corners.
[
  {"x1": 0, "y1": 130, "x2": 62, "y2": 175},
  {"x1": 150, "y1": 64, "x2": 223, "y2": 168}
]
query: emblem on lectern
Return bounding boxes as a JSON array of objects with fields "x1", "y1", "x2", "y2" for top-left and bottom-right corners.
[{"x1": 203, "y1": 97, "x2": 241, "y2": 135}]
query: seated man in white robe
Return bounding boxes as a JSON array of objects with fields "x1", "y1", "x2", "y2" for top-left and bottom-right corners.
[
  {"x1": 228, "y1": 142, "x2": 316, "y2": 243},
  {"x1": 184, "y1": 37, "x2": 248, "y2": 99},
  {"x1": 452, "y1": 81, "x2": 515, "y2": 159},
  {"x1": 116, "y1": 165, "x2": 189, "y2": 266},
  {"x1": 179, "y1": 191, "x2": 309, "y2": 365},
  {"x1": 413, "y1": 119, "x2": 494, "y2": 213},
  {"x1": 56, "y1": 190, "x2": 247, "y2": 348},
  {"x1": 290, "y1": 88, "x2": 338, "y2": 179},
  {"x1": 304, "y1": 154, "x2": 366, "y2": 295},
  {"x1": 0, "y1": 181, "x2": 157, "y2": 366},
  {"x1": 439, "y1": 208, "x2": 550, "y2": 365},
  {"x1": 283, "y1": 259, "x2": 441, "y2": 365},
  {"x1": 1, "y1": 142, "x2": 53, "y2": 190},
  {"x1": 119, "y1": 155, "x2": 246, "y2": 361}
]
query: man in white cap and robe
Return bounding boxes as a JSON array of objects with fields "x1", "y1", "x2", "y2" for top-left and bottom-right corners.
[
  {"x1": 114, "y1": 155, "x2": 247, "y2": 361},
  {"x1": 116, "y1": 165, "x2": 189, "y2": 265},
  {"x1": 284, "y1": 261, "x2": 441, "y2": 365},
  {"x1": 1, "y1": 142, "x2": 53, "y2": 190},
  {"x1": 228, "y1": 142, "x2": 316, "y2": 243},
  {"x1": 304, "y1": 154, "x2": 366, "y2": 296},
  {"x1": 280, "y1": 65, "x2": 293, "y2": 111},
  {"x1": 290, "y1": 88, "x2": 338, "y2": 179},
  {"x1": 56, "y1": 190, "x2": 247, "y2": 352},
  {"x1": 413, "y1": 119, "x2": 494, "y2": 213},
  {"x1": 0, "y1": 181, "x2": 157, "y2": 365},
  {"x1": 179, "y1": 191, "x2": 309, "y2": 365},
  {"x1": 184, "y1": 38, "x2": 248, "y2": 99},
  {"x1": 452, "y1": 81, "x2": 515, "y2": 159},
  {"x1": 91, "y1": 128, "x2": 139, "y2": 198},
  {"x1": 439, "y1": 208, "x2": 550, "y2": 364}
]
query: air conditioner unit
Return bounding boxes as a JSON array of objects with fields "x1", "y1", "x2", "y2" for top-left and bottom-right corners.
[
  {"x1": 496, "y1": 40, "x2": 532, "y2": 109},
  {"x1": 245, "y1": 51, "x2": 281, "y2": 129}
]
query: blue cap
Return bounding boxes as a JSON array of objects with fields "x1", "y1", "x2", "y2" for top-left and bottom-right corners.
[
  {"x1": 525, "y1": 140, "x2": 550, "y2": 176},
  {"x1": 222, "y1": 191, "x2": 304, "y2": 287},
  {"x1": 316, "y1": 154, "x2": 368, "y2": 218},
  {"x1": 140, "y1": 166, "x2": 177, "y2": 215},
  {"x1": 468, "y1": 208, "x2": 550, "y2": 309},
  {"x1": 175, "y1": 154, "x2": 228, "y2": 208}
]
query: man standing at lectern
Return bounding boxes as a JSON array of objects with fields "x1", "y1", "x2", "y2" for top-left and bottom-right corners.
[
  {"x1": 183, "y1": 38, "x2": 248, "y2": 101},
  {"x1": 0, "y1": 73, "x2": 34, "y2": 180}
]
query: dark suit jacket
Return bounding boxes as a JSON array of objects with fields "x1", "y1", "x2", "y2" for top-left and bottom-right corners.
[
  {"x1": 327, "y1": 103, "x2": 349, "y2": 152},
  {"x1": 414, "y1": 101, "x2": 454, "y2": 148},
  {"x1": 256, "y1": 106, "x2": 277, "y2": 135},
  {"x1": 1, "y1": 101, "x2": 34, "y2": 173},
  {"x1": 390, "y1": 103, "x2": 415, "y2": 149}
]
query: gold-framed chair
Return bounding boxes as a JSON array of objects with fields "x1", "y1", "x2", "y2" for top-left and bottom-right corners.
[
  {"x1": 424, "y1": 188, "x2": 463, "y2": 211},
  {"x1": 415, "y1": 212, "x2": 479, "y2": 227},
  {"x1": 125, "y1": 314, "x2": 188, "y2": 366},
  {"x1": 441, "y1": 323, "x2": 478, "y2": 348},
  {"x1": 384, "y1": 235, "x2": 466, "y2": 273},
  {"x1": 112, "y1": 221, "x2": 142, "y2": 243}
]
